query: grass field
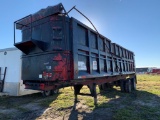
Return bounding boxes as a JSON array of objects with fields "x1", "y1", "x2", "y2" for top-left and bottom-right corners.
[{"x1": 0, "y1": 74, "x2": 160, "y2": 120}]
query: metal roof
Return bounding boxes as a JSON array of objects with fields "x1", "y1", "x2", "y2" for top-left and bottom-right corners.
[{"x1": 0, "y1": 47, "x2": 18, "y2": 52}]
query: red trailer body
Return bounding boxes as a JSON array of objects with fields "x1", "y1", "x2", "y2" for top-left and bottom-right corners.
[{"x1": 150, "y1": 68, "x2": 160, "y2": 74}]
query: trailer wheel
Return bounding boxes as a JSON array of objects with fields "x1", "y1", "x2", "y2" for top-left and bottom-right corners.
[
  {"x1": 99, "y1": 83, "x2": 113, "y2": 92},
  {"x1": 42, "y1": 90, "x2": 51, "y2": 97},
  {"x1": 131, "y1": 78, "x2": 136, "y2": 90},
  {"x1": 98, "y1": 85, "x2": 103, "y2": 92},
  {"x1": 125, "y1": 79, "x2": 132, "y2": 93},
  {"x1": 102, "y1": 83, "x2": 108, "y2": 91},
  {"x1": 120, "y1": 80, "x2": 126, "y2": 92},
  {"x1": 52, "y1": 89, "x2": 59, "y2": 94}
]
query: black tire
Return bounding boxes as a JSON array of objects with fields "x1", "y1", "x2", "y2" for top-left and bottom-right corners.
[
  {"x1": 106, "y1": 83, "x2": 113, "y2": 89},
  {"x1": 98, "y1": 85, "x2": 103, "y2": 92},
  {"x1": 125, "y1": 79, "x2": 132, "y2": 93},
  {"x1": 52, "y1": 89, "x2": 59, "y2": 94},
  {"x1": 102, "y1": 83, "x2": 108, "y2": 91},
  {"x1": 131, "y1": 78, "x2": 136, "y2": 90},
  {"x1": 99, "y1": 83, "x2": 113, "y2": 92},
  {"x1": 120, "y1": 80, "x2": 126, "y2": 92},
  {"x1": 42, "y1": 90, "x2": 51, "y2": 97}
]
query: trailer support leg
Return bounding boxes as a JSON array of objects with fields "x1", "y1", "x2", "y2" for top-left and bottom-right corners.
[
  {"x1": 88, "y1": 83, "x2": 97, "y2": 105},
  {"x1": 93, "y1": 83, "x2": 97, "y2": 105},
  {"x1": 73, "y1": 85, "x2": 83, "y2": 103}
]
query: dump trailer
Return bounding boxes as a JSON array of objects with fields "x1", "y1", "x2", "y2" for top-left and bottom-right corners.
[{"x1": 14, "y1": 3, "x2": 136, "y2": 105}]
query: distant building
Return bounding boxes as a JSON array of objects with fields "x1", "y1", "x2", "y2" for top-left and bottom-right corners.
[
  {"x1": 136, "y1": 67, "x2": 149, "y2": 74},
  {"x1": 0, "y1": 47, "x2": 39, "y2": 96},
  {"x1": 136, "y1": 67, "x2": 158, "y2": 74}
]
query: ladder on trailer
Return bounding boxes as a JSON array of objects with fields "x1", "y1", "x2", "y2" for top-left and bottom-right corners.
[{"x1": 0, "y1": 67, "x2": 7, "y2": 92}]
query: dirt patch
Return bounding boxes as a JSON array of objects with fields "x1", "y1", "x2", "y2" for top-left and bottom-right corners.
[
  {"x1": 37, "y1": 102, "x2": 113, "y2": 120},
  {"x1": 36, "y1": 102, "x2": 90, "y2": 120}
]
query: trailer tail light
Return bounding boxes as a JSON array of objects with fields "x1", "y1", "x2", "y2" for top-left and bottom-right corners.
[
  {"x1": 48, "y1": 73, "x2": 52, "y2": 77},
  {"x1": 40, "y1": 83, "x2": 45, "y2": 90},
  {"x1": 43, "y1": 72, "x2": 52, "y2": 78}
]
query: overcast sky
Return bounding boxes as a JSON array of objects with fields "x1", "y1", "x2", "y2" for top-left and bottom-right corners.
[{"x1": 1, "y1": 0, "x2": 160, "y2": 68}]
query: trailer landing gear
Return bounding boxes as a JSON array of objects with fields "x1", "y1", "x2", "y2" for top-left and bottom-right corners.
[{"x1": 74, "y1": 83, "x2": 97, "y2": 105}]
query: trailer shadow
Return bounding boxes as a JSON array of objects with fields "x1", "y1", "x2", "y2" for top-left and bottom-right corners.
[{"x1": 68, "y1": 88, "x2": 160, "y2": 120}]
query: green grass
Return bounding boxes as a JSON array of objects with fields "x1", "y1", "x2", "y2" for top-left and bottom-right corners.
[
  {"x1": 137, "y1": 74, "x2": 160, "y2": 95},
  {"x1": 113, "y1": 105, "x2": 160, "y2": 120}
]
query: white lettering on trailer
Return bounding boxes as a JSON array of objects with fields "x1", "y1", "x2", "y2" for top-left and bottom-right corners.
[
  {"x1": 78, "y1": 61, "x2": 87, "y2": 70},
  {"x1": 93, "y1": 61, "x2": 97, "y2": 70}
]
